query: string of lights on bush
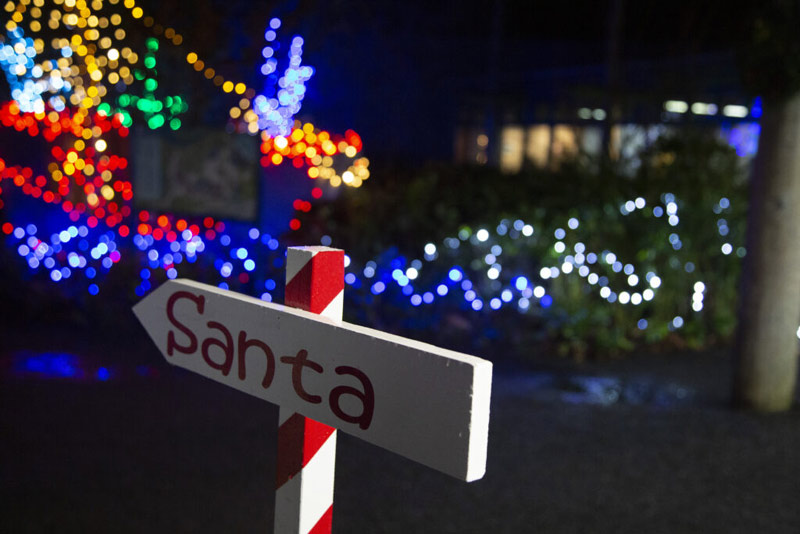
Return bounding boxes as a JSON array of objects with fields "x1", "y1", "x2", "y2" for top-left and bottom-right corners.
[{"x1": 329, "y1": 193, "x2": 742, "y2": 334}]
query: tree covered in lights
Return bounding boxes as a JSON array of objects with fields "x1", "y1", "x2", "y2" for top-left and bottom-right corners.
[{"x1": 0, "y1": 0, "x2": 369, "y2": 304}]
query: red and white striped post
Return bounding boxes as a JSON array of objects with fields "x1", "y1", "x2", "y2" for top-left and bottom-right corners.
[{"x1": 274, "y1": 246, "x2": 344, "y2": 534}]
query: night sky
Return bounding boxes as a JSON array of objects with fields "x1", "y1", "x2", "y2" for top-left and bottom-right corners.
[{"x1": 124, "y1": 0, "x2": 755, "y2": 162}]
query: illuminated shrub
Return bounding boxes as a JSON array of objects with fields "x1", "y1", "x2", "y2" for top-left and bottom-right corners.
[{"x1": 300, "y1": 130, "x2": 747, "y2": 358}]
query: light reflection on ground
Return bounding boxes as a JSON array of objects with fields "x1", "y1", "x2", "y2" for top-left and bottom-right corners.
[
  {"x1": 498, "y1": 372, "x2": 695, "y2": 407},
  {"x1": 5, "y1": 351, "x2": 160, "y2": 383}
]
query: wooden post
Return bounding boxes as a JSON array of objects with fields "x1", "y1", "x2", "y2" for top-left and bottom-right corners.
[
  {"x1": 274, "y1": 247, "x2": 344, "y2": 533},
  {"x1": 133, "y1": 249, "x2": 492, "y2": 531}
]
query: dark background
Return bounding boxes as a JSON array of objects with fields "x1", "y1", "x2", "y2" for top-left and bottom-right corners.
[{"x1": 129, "y1": 0, "x2": 754, "y2": 164}]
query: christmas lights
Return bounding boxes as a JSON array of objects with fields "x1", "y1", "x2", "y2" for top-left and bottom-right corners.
[{"x1": 1, "y1": 0, "x2": 371, "y2": 305}]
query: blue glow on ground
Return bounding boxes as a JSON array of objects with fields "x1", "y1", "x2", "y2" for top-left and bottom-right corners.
[
  {"x1": 14, "y1": 352, "x2": 80, "y2": 379},
  {"x1": 96, "y1": 367, "x2": 111, "y2": 381},
  {"x1": 8, "y1": 351, "x2": 156, "y2": 382}
]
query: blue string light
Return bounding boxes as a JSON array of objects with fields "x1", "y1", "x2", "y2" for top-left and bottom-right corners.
[
  {"x1": 0, "y1": 26, "x2": 71, "y2": 113},
  {"x1": 253, "y1": 18, "x2": 315, "y2": 137}
]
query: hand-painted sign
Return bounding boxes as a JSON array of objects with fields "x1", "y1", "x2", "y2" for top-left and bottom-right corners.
[{"x1": 134, "y1": 278, "x2": 492, "y2": 482}]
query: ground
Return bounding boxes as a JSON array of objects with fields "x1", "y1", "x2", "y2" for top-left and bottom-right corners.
[{"x1": 2, "y1": 307, "x2": 800, "y2": 533}]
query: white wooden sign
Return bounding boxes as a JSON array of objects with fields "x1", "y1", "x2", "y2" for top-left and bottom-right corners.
[{"x1": 133, "y1": 278, "x2": 492, "y2": 482}]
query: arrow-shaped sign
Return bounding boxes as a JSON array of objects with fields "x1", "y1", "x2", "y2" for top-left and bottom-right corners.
[{"x1": 134, "y1": 278, "x2": 492, "y2": 482}]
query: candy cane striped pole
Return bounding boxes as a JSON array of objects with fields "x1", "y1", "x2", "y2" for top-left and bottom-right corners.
[{"x1": 274, "y1": 246, "x2": 344, "y2": 534}]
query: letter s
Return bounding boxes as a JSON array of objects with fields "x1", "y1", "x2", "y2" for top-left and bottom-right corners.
[{"x1": 166, "y1": 291, "x2": 204, "y2": 356}]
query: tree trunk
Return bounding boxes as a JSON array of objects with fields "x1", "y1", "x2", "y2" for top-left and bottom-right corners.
[{"x1": 733, "y1": 91, "x2": 800, "y2": 411}]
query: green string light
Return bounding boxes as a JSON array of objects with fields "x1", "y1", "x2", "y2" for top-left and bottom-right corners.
[{"x1": 112, "y1": 38, "x2": 187, "y2": 130}]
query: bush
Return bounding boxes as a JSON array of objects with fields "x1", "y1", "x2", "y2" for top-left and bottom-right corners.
[{"x1": 295, "y1": 129, "x2": 748, "y2": 359}]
